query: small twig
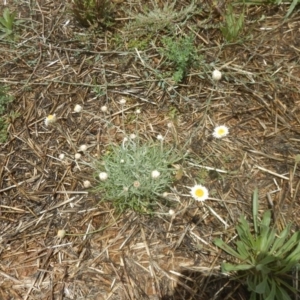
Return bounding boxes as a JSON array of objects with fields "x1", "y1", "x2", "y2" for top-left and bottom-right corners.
[
  {"x1": 0, "y1": 175, "x2": 40, "y2": 192},
  {"x1": 188, "y1": 162, "x2": 228, "y2": 173},
  {"x1": 205, "y1": 205, "x2": 229, "y2": 228},
  {"x1": 255, "y1": 165, "x2": 289, "y2": 180}
]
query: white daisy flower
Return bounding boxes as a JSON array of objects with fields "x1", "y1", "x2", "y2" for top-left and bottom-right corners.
[
  {"x1": 74, "y1": 104, "x2": 83, "y2": 113},
  {"x1": 212, "y1": 69, "x2": 222, "y2": 81},
  {"x1": 213, "y1": 125, "x2": 229, "y2": 139},
  {"x1": 190, "y1": 184, "x2": 209, "y2": 201},
  {"x1": 44, "y1": 114, "x2": 56, "y2": 126}
]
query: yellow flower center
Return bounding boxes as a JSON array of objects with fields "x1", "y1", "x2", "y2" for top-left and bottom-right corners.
[
  {"x1": 195, "y1": 188, "x2": 204, "y2": 197},
  {"x1": 218, "y1": 128, "x2": 225, "y2": 135}
]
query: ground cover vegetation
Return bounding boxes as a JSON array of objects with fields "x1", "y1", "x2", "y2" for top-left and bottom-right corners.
[{"x1": 1, "y1": 0, "x2": 300, "y2": 299}]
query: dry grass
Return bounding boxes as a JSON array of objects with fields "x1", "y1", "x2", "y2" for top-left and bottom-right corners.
[{"x1": 1, "y1": 0, "x2": 300, "y2": 299}]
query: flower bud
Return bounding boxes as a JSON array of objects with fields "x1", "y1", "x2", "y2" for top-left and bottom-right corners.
[
  {"x1": 151, "y1": 170, "x2": 160, "y2": 179},
  {"x1": 74, "y1": 104, "x2": 83, "y2": 113},
  {"x1": 99, "y1": 172, "x2": 108, "y2": 181},
  {"x1": 212, "y1": 69, "x2": 222, "y2": 81}
]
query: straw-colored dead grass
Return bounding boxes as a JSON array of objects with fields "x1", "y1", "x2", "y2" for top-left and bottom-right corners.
[{"x1": 1, "y1": 0, "x2": 300, "y2": 299}]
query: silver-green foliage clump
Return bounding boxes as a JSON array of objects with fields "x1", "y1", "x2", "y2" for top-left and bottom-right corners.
[
  {"x1": 94, "y1": 137, "x2": 181, "y2": 213},
  {"x1": 214, "y1": 188, "x2": 300, "y2": 300},
  {"x1": 126, "y1": 1, "x2": 196, "y2": 37}
]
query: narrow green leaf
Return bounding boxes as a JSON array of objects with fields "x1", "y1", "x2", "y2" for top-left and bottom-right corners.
[
  {"x1": 270, "y1": 225, "x2": 291, "y2": 253},
  {"x1": 261, "y1": 227, "x2": 276, "y2": 252},
  {"x1": 265, "y1": 280, "x2": 276, "y2": 300},
  {"x1": 276, "y1": 231, "x2": 300, "y2": 256},
  {"x1": 7, "y1": 13, "x2": 15, "y2": 31},
  {"x1": 0, "y1": 8, "x2": 15, "y2": 32},
  {"x1": 257, "y1": 255, "x2": 277, "y2": 266},
  {"x1": 261, "y1": 210, "x2": 271, "y2": 228},
  {"x1": 275, "y1": 277, "x2": 297, "y2": 293},
  {"x1": 247, "y1": 275, "x2": 258, "y2": 293},
  {"x1": 255, "y1": 263, "x2": 272, "y2": 275},
  {"x1": 277, "y1": 261, "x2": 296, "y2": 274},
  {"x1": 276, "y1": 286, "x2": 292, "y2": 300},
  {"x1": 255, "y1": 276, "x2": 268, "y2": 294},
  {"x1": 279, "y1": 250, "x2": 300, "y2": 273},
  {"x1": 3, "y1": 8, "x2": 9, "y2": 22},
  {"x1": 253, "y1": 187, "x2": 258, "y2": 234},
  {"x1": 214, "y1": 238, "x2": 244, "y2": 260},
  {"x1": 285, "y1": 0, "x2": 300, "y2": 18},
  {"x1": 0, "y1": 17, "x2": 7, "y2": 28},
  {"x1": 286, "y1": 240, "x2": 300, "y2": 259},
  {"x1": 236, "y1": 240, "x2": 251, "y2": 260},
  {"x1": 237, "y1": 217, "x2": 255, "y2": 248},
  {"x1": 222, "y1": 262, "x2": 253, "y2": 272}
]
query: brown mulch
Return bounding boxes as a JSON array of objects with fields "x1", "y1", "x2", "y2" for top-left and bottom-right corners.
[{"x1": 1, "y1": 0, "x2": 300, "y2": 299}]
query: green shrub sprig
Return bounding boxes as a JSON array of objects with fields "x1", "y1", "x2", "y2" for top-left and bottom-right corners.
[{"x1": 160, "y1": 35, "x2": 197, "y2": 83}]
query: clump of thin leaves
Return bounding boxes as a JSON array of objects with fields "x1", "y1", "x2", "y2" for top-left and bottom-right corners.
[
  {"x1": 125, "y1": 1, "x2": 196, "y2": 37},
  {"x1": 70, "y1": 0, "x2": 114, "y2": 28},
  {"x1": 92, "y1": 137, "x2": 182, "y2": 213},
  {"x1": 220, "y1": 4, "x2": 244, "y2": 42},
  {"x1": 214, "y1": 188, "x2": 300, "y2": 300}
]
